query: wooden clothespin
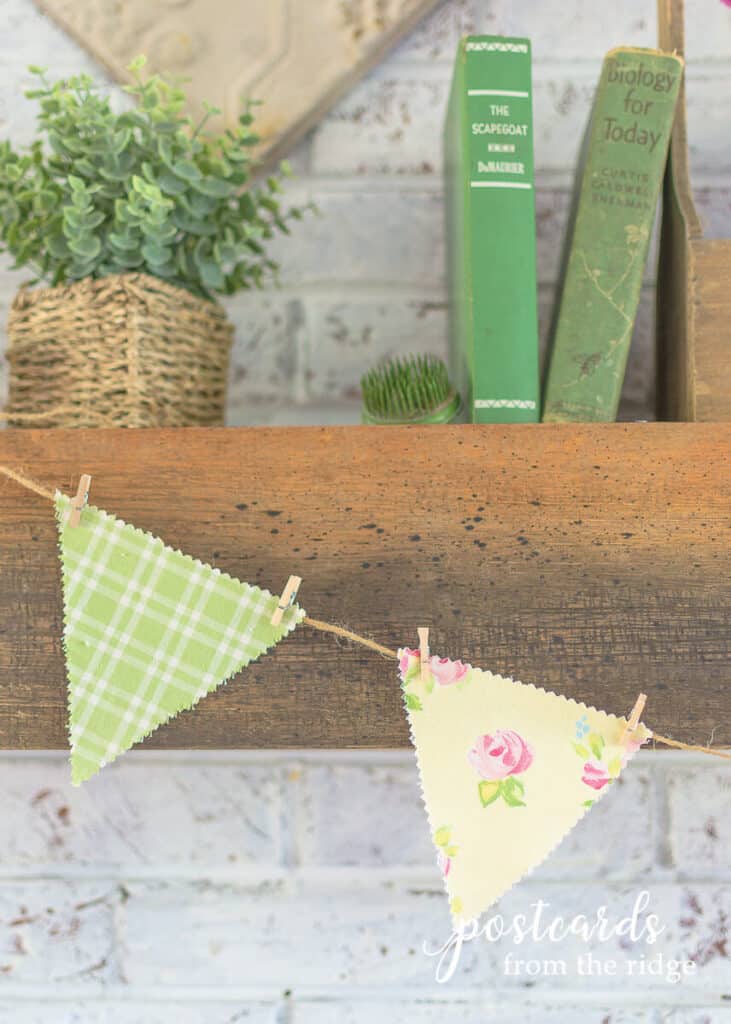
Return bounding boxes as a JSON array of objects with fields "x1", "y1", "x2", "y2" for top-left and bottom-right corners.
[
  {"x1": 418, "y1": 627, "x2": 430, "y2": 683},
  {"x1": 67, "y1": 474, "x2": 92, "y2": 528},
  {"x1": 271, "y1": 575, "x2": 302, "y2": 626},
  {"x1": 619, "y1": 692, "x2": 647, "y2": 745}
]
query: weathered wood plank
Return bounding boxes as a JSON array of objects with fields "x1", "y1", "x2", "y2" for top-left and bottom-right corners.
[
  {"x1": 656, "y1": 0, "x2": 731, "y2": 421},
  {"x1": 0, "y1": 424, "x2": 729, "y2": 750},
  {"x1": 692, "y1": 239, "x2": 731, "y2": 422},
  {"x1": 656, "y1": 0, "x2": 701, "y2": 422}
]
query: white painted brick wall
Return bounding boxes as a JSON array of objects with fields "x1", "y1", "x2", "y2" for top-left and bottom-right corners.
[
  {"x1": 0, "y1": 751, "x2": 729, "y2": 1020},
  {"x1": 0, "y1": 1, "x2": 729, "y2": 1020}
]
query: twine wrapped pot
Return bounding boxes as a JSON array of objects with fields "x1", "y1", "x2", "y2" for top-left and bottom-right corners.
[{"x1": 3, "y1": 273, "x2": 234, "y2": 428}]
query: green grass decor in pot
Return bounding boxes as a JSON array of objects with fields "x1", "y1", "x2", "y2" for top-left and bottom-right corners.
[
  {"x1": 0, "y1": 58, "x2": 308, "y2": 428},
  {"x1": 361, "y1": 354, "x2": 461, "y2": 424}
]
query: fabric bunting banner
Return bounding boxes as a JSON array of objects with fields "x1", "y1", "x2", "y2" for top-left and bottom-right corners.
[
  {"x1": 42, "y1": 480, "x2": 656, "y2": 923},
  {"x1": 55, "y1": 492, "x2": 304, "y2": 784},
  {"x1": 0, "y1": 461, "x2": 724, "y2": 926},
  {"x1": 398, "y1": 648, "x2": 651, "y2": 925}
]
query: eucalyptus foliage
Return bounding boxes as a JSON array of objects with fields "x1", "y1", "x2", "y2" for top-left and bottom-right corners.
[{"x1": 0, "y1": 58, "x2": 307, "y2": 298}]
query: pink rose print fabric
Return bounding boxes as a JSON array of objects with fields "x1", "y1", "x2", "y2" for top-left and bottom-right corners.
[
  {"x1": 582, "y1": 760, "x2": 611, "y2": 790},
  {"x1": 399, "y1": 648, "x2": 651, "y2": 925},
  {"x1": 572, "y1": 713, "x2": 645, "y2": 808},
  {"x1": 469, "y1": 730, "x2": 534, "y2": 808},
  {"x1": 400, "y1": 648, "x2": 470, "y2": 687},
  {"x1": 431, "y1": 657, "x2": 470, "y2": 686},
  {"x1": 468, "y1": 730, "x2": 534, "y2": 779}
]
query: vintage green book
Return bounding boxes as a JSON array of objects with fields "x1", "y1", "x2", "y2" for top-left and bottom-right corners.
[
  {"x1": 542, "y1": 47, "x2": 683, "y2": 422},
  {"x1": 445, "y1": 36, "x2": 539, "y2": 423}
]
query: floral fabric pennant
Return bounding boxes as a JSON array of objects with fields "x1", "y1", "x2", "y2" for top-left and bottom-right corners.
[
  {"x1": 399, "y1": 648, "x2": 651, "y2": 925},
  {"x1": 55, "y1": 494, "x2": 304, "y2": 784}
]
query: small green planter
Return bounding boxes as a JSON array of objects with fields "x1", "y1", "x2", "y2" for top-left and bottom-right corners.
[
  {"x1": 362, "y1": 390, "x2": 461, "y2": 425},
  {"x1": 361, "y1": 354, "x2": 461, "y2": 425}
]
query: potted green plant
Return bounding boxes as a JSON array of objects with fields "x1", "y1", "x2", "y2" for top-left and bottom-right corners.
[
  {"x1": 361, "y1": 355, "x2": 461, "y2": 424},
  {"x1": 0, "y1": 58, "x2": 306, "y2": 428}
]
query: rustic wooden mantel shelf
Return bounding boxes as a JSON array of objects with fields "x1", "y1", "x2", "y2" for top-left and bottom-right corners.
[{"x1": 0, "y1": 424, "x2": 728, "y2": 750}]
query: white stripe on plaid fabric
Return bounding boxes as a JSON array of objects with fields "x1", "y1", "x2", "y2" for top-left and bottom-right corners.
[
  {"x1": 473, "y1": 399, "x2": 538, "y2": 409},
  {"x1": 55, "y1": 494, "x2": 304, "y2": 784},
  {"x1": 61, "y1": 528, "x2": 277, "y2": 655}
]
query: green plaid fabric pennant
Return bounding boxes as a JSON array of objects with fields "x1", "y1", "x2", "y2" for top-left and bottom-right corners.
[{"x1": 55, "y1": 493, "x2": 304, "y2": 784}]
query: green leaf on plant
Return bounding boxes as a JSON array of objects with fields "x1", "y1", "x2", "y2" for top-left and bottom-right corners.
[
  {"x1": 405, "y1": 693, "x2": 422, "y2": 712},
  {"x1": 47, "y1": 233, "x2": 69, "y2": 258},
  {"x1": 190, "y1": 176, "x2": 234, "y2": 198},
  {"x1": 35, "y1": 190, "x2": 57, "y2": 214},
  {"x1": 171, "y1": 211, "x2": 217, "y2": 237},
  {"x1": 66, "y1": 234, "x2": 101, "y2": 259},
  {"x1": 141, "y1": 241, "x2": 172, "y2": 267},
  {"x1": 198, "y1": 260, "x2": 225, "y2": 290},
  {"x1": 156, "y1": 172, "x2": 188, "y2": 197},
  {"x1": 0, "y1": 61, "x2": 309, "y2": 296},
  {"x1": 170, "y1": 159, "x2": 202, "y2": 184},
  {"x1": 108, "y1": 231, "x2": 138, "y2": 252}
]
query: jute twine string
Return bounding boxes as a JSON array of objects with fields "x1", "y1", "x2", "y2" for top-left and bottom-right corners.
[
  {"x1": 2, "y1": 463, "x2": 729, "y2": 761},
  {"x1": 1, "y1": 273, "x2": 233, "y2": 429},
  {"x1": 0, "y1": 464, "x2": 56, "y2": 501}
]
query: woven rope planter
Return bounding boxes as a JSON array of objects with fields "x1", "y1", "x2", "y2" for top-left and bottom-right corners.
[{"x1": 3, "y1": 273, "x2": 233, "y2": 428}]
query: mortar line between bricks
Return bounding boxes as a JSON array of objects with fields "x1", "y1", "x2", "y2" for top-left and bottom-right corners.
[
  {"x1": 652, "y1": 755, "x2": 676, "y2": 871},
  {"x1": 0, "y1": 748, "x2": 717, "y2": 765},
  {"x1": 299, "y1": 58, "x2": 731, "y2": 96},
  {"x1": 274, "y1": 999, "x2": 294, "y2": 1024},
  {"x1": 375, "y1": 56, "x2": 731, "y2": 75},
  {"x1": 0, "y1": 749, "x2": 419, "y2": 766},
  {"x1": 0, "y1": 865, "x2": 727, "y2": 885},
  {"x1": 0, "y1": 983, "x2": 724, "y2": 1007},
  {"x1": 235, "y1": 280, "x2": 453, "y2": 299},
  {"x1": 278, "y1": 761, "x2": 301, "y2": 869},
  {"x1": 233, "y1": 273, "x2": 655, "y2": 289},
  {"x1": 5, "y1": 54, "x2": 731, "y2": 75},
  {"x1": 181, "y1": 280, "x2": 657, "y2": 300},
  {"x1": 241, "y1": 279, "x2": 653, "y2": 300},
  {"x1": 280, "y1": 172, "x2": 731, "y2": 193},
  {"x1": 282, "y1": 174, "x2": 571, "y2": 194},
  {"x1": 110, "y1": 877, "x2": 128, "y2": 991}
]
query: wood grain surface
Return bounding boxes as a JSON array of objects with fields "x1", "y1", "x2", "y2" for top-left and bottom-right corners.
[
  {"x1": 656, "y1": 0, "x2": 731, "y2": 422},
  {"x1": 656, "y1": 0, "x2": 699, "y2": 421},
  {"x1": 0, "y1": 425, "x2": 729, "y2": 750},
  {"x1": 692, "y1": 239, "x2": 731, "y2": 422}
]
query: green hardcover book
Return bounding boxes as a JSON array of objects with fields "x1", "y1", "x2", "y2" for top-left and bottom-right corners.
[
  {"x1": 445, "y1": 36, "x2": 539, "y2": 423},
  {"x1": 542, "y1": 47, "x2": 683, "y2": 422}
]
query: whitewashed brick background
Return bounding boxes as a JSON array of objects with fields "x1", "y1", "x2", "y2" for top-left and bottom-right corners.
[
  {"x1": 0, "y1": 750, "x2": 729, "y2": 1020},
  {"x1": 0, "y1": 0, "x2": 729, "y2": 1020}
]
